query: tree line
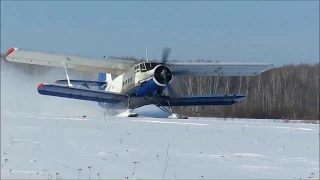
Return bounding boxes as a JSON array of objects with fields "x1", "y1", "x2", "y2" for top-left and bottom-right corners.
[
  {"x1": 172, "y1": 63, "x2": 319, "y2": 121},
  {"x1": 1, "y1": 55, "x2": 319, "y2": 121}
]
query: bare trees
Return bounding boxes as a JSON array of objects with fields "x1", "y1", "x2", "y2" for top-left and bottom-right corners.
[{"x1": 174, "y1": 63, "x2": 319, "y2": 121}]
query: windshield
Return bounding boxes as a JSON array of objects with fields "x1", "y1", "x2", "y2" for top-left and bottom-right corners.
[
  {"x1": 135, "y1": 62, "x2": 159, "y2": 72},
  {"x1": 144, "y1": 63, "x2": 158, "y2": 70}
]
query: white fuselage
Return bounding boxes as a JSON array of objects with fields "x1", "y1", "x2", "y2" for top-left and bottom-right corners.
[
  {"x1": 105, "y1": 63, "x2": 165, "y2": 94},
  {"x1": 98, "y1": 62, "x2": 173, "y2": 110}
]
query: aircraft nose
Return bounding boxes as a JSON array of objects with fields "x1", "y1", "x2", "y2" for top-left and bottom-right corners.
[{"x1": 153, "y1": 65, "x2": 173, "y2": 85}]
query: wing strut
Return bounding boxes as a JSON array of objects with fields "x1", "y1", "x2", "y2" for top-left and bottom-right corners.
[
  {"x1": 152, "y1": 98, "x2": 187, "y2": 119},
  {"x1": 61, "y1": 58, "x2": 73, "y2": 87},
  {"x1": 214, "y1": 67, "x2": 223, "y2": 94},
  {"x1": 214, "y1": 76, "x2": 220, "y2": 94}
]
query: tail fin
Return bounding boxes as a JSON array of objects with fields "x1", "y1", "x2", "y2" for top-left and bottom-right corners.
[
  {"x1": 98, "y1": 73, "x2": 116, "y2": 90},
  {"x1": 106, "y1": 74, "x2": 113, "y2": 84}
]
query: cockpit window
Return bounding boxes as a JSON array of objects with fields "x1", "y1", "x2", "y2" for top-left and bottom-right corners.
[
  {"x1": 140, "y1": 63, "x2": 145, "y2": 70},
  {"x1": 135, "y1": 62, "x2": 159, "y2": 72},
  {"x1": 145, "y1": 63, "x2": 151, "y2": 69},
  {"x1": 144, "y1": 63, "x2": 158, "y2": 70}
]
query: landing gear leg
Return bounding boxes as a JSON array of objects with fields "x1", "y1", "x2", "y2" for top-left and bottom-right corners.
[
  {"x1": 153, "y1": 99, "x2": 188, "y2": 119},
  {"x1": 166, "y1": 100, "x2": 188, "y2": 119},
  {"x1": 116, "y1": 95, "x2": 138, "y2": 117}
]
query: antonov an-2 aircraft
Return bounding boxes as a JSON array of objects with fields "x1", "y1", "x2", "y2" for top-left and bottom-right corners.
[{"x1": 5, "y1": 47, "x2": 273, "y2": 119}]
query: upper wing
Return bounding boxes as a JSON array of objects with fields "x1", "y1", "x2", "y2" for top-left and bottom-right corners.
[
  {"x1": 5, "y1": 47, "x2": 137, "y2": 75},
  {"x1": 166, "y1": 61, "x2": 273, "y2": 76}
]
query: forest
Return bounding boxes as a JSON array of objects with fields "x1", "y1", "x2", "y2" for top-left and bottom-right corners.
[
  {"x1": 172, "y1": 63, "x2": 319, "y2": 121},
  {"x1": 1, "y1": 54, "x2": 319, "y2": 121}
]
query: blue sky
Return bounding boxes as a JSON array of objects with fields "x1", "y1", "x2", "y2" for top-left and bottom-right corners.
[{"x1": 1, "y1": 1, "x2": 319, "y2": 66}]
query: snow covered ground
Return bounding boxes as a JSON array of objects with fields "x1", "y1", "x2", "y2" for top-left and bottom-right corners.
[
  {"x1": 1, "y1": 113, "x2": 319, "y2": 179},
  {"x1": 1, "y1": 60, "x2": 319, "y2": 179}
]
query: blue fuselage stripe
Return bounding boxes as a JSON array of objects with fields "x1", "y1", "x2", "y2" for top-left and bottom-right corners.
[{"x1": 98, "y1": 73, "x2": 106, "y2": 90}]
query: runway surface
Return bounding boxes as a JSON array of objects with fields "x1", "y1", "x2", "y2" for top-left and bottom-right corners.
[{"x1": 1, "y1": 112, "x2": 319, "y2": 179}]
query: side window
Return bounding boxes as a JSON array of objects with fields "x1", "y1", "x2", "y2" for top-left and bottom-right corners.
[{"x1": 135, "y1": 65, "x2": 140, "y2": 71}]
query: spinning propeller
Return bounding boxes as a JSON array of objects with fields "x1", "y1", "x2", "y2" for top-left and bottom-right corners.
[
  {"x1": 161, "y1": 47, "x2": 171, "y2": 65},
  {"x1": 159, "y1": 47, "x2": 178, "y2": 97}
]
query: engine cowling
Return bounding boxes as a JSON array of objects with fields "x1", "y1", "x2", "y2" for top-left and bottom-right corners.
[
  {"x1": 153, "y1": 65, "x2": 173, "y2": 85},
  {"x1": 135, "y1": 64, "x2": 173, "y2": 97}
]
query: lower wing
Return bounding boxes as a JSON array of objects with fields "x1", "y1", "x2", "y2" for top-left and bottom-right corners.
[
  {"x1": 37, "y1": 83, "x2": 127, "y2": 104},
  {"x1": 146, "y1": 94, "x2": 246, "y2": 107},
  {"x1": 55, "y1": 79, "x2": 107, "y2": 89}
]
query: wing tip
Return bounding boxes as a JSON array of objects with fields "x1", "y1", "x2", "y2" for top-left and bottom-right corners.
[
  {"x1": 37, "y1": 83, "x2": 45, "y2": 90},
  {"x1": 6, "y1": 47, "x2": 18, "y2": 57}
]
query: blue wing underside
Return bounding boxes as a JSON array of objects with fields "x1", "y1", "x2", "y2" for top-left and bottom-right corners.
[
  {"x1": 37, "y1": 83, "x2": 127, "y2": 104},
  {"x1": 149, "y1": 95, "x2": 245, "y2": 107},
  {"x1": 55, "y1": 79, "x2": 106, "y2": 87},
  {"x1": 37, "y1": 83, "x2": 245, "y2": 108}
]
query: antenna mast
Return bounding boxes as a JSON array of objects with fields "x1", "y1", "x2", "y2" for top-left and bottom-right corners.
[{"x1": 145, "y1": 47, "x2": 149, "y2": 62}]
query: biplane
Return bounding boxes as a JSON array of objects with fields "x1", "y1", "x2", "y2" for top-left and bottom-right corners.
[{"x1": 5, "y1": 47, "x2": 273, "y2": 118}]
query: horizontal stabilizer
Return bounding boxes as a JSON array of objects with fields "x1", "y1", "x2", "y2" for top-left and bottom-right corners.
[
  {"x1": 150, "y1": 94, "x2": 246, "y2": 107},
  {"x1": 55, "y1": 79, "x2": 107, "y2": 86},
  {"x1": 37, "y1": 83, "x2": 127, "y2": 104}
]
